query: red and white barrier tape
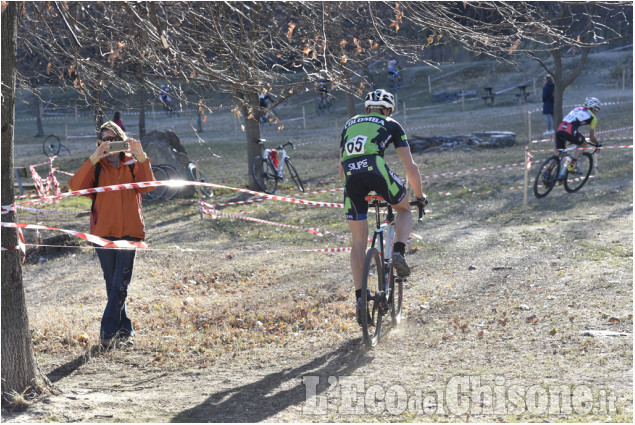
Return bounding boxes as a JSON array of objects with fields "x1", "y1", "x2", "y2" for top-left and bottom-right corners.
[
  {"x1": 199, "y1": 201, "x2": 349, "y2": 239},
  {"x1": 1, "y1": 204, "x2": 16, "y2": 214},
  {"x1": 528, "y1": 145, "x2": 633, "y2": 154},
  {"x1": 1, "y1": 222, "x2": 147, "y2": 249},
  {"x1": 17, "y1": 180, "x2": 345, "y2": 209}
]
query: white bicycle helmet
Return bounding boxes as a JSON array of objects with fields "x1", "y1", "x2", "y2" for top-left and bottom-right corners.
[
  {"x1": 365, "y1": 89, "x2": 395, "y2": 112},
  {"x1": 583, "y1": 97, "x2": 601, "y2": 111}
]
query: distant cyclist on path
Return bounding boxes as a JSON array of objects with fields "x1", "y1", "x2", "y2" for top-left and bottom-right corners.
[
  {"x1": 338, "y1": 89, "x2": 427, "y2": 325},
  {"x1": 555, "y1": 97, "x2": 602, "y2": 176}
]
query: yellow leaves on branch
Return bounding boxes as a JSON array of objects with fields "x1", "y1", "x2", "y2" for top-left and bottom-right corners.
[
  {"x1": 508, "y1": 39, "x2": 520, "y2": 55},
  {"x1": 389, "y1": 3, "x2": 404, "y2": 33},
  {"x1": 340, "y1": 55, "x2": 347, "y2": 64},
  {"x1": 108, "y1": 41, "x2": 126, "y2": 68},
  {"x1": 286, "y1": 22, "x2": 296, "y2": 42},
  {"x1": 353, "y1": 38, "x2": 362, "y2": 54},
  {"x1": 422, "y1": 34, "x2": 442, "y2": 50},
  {"x1": 368, "y1": 40, "x2": 378, "y2": 50},
  {"x1": 340, "y1": 39, "x2": 347, "y2": 48}
]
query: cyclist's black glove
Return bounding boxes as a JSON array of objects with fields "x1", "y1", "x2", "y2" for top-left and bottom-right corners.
[{"x1": 415, "y1": 194, "x2": 428, "y2": 211}]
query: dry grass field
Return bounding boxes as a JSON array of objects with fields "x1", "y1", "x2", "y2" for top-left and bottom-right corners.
[{"x1": 3, "y1": 51, "x2": 633, "y2": 422}]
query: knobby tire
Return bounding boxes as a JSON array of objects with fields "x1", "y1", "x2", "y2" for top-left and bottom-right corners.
[
  {"x1": 533, "y1": 156, "x2": 560, "y2": 199},
  {"x1": 251, "y1": 157, "x2": 278, "y2": 194},
  {"x1": 142, "y1": 166, "x2": 168, "y2": 201},
  {"x1": 564, "y1": 152, "x2": 593, "y2": 193},
  {"x1": 361, "y1": 247, "x2": 384, "y2": 348}
]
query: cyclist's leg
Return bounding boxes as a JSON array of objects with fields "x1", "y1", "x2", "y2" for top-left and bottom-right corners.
[
  {"x1": 372, "y1": 157, "x2": 410, "y2": 275},
  {"x1": 344, "y1": 186, "x2": 370, "y2": 293}
]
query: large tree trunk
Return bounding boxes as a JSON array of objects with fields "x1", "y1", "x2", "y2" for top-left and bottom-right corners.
[
  {"x1": 236, "y1": 89, "x2": 264, "y2": 191},
  {"x1": 34, "y1": 95, "x2": 44, "y2": 137},
  {"x1": 1, "y1": 2, "x2": 48, "y2": 403},
  {"x1": 345, "y1": 92, "x2": 356, "y2": 118}
]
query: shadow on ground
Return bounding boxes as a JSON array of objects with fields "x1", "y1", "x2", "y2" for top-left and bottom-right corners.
[{"x1": 171, "y1": 339, "x2": 371, "y2": 422}]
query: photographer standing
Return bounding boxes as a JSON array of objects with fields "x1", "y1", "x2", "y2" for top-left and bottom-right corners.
[{"x1": 69, "y1": 121, "x2": 155, "y2": 349}]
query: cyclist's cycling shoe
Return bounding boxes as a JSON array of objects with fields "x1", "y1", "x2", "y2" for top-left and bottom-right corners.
[
  {"x1": 356, "y1": 298, "x2": 373, "y2": 327},
  {"x1": 392, "y1": 252, "x2": 411, "y2": 277}
]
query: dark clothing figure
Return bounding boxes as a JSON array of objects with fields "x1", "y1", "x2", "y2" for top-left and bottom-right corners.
[{"x1": 542, "y1": 76, "x2": 555, "y2": 134}]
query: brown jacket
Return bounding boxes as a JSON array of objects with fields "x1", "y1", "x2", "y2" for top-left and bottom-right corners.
[{"x1": 68, "y1": 156, "x2": 155, "y2": 240}]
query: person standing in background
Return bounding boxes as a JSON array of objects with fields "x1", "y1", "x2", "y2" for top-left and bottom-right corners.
[
  {"x1": 542, "y1": 75, "x2": 555, "y2": 136},
  {"x1": 113, "y1": 111, "x2": 125, "y2": 132}
]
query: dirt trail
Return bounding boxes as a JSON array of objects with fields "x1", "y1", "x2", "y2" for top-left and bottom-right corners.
[{"x1": 3, "y1": 170, "x2": 632, "y2": 422}]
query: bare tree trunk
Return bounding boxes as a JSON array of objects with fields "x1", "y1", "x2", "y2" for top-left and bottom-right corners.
[
  {"x1": 1, "y1": 2, "x2": 48, "y2": 403},
  {"x1": 236, "y1": 89, "x2": 263, "y2": 191},
  {"x1": 137, "y1": 73, "x2": 146, "y2": 139},
  {"x1": 34, "y1": 95, "x2": 44, "y2": 137}
]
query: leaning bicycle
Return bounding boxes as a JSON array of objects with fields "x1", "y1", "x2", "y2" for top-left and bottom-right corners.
[
  {"x1": 533, "y1": 142, "x2": 599, "y2": 199},
  {"x1": 360, "y1": 195, "x2": 425, "y2": 348},
  {"x1": 251, "y1": 139, "x2": 305, "y2": 194},
  {"x1": 43, "y1": 134, "x2": 71, "y2": 157}
]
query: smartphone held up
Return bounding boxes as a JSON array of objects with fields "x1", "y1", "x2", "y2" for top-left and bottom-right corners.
[{"x1": 108, "y1": 140, "x2": 130, "y2": 153}]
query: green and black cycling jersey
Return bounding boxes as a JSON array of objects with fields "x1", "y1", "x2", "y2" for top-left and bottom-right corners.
[
  {"x1": 340, "y1": 112, "x2": 409, "y2": 161},
  {"x1": 339, "y1": 112, "x2": 409, "y2": 221}
]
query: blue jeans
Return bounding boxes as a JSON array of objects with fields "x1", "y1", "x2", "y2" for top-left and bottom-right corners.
[
  {"x1": 545, "y1": 114, "x2": 554, "y2": 132},
  {"x1": 95, "y1": 237, "x2": 138, "y2": 340}
]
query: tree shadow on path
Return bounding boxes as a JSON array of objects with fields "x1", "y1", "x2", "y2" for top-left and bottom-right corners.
[{"x1": 172, "y1": 338, "x2": 371, "y2": 422}]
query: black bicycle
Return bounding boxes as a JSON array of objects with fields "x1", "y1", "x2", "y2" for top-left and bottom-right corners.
[
  {"x1": 251, "y1": 140, "x2": 305, "y2": 194},
  {"x1": 360, "y1": 195, "x2": 424, "y2": 348},
  {"x1": 533, "y1": 142, "x2": 599, "y2": 198},
  {"x1": 315, "y1": 93, "x2": 336, "y2": 115},
  {"x1": 42, "y1": 134, "x2": 70, "y2": 157}
]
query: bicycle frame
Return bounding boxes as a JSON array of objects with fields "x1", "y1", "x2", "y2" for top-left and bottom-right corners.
[{"x1": 263, "y1": 147, "x2": 289, "y2": 178}]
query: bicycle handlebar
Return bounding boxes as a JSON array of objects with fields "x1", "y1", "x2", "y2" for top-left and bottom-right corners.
[
  {"x1": 366, "y1": 197, "x2": 425, "y2": 223},
  {"x1": 257, "y1": 139, "x2": 295, "y2": 151}
]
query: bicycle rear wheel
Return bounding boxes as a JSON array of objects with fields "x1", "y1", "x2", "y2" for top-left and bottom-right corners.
[
  {"x1": 533, "y1": 156, "x2": 560, "y2": 198},
  {"x1": 142, "y1": 166, "x2": 168, "y2": 201},
  {"x1": 315, "y1": 99, "x2": 325, "y2": 116},
  {"x1": 285, "y1": 159, "x2": 305, "y2": 192},
  {"x1": 361, "y1": 247, "x2": 384, "y2": 348},
  {"x1": 388, "y1": 265, "x2": 403, "y2": 326},
  {"x1": 187, "y1": 163, "x2": 214, "y2": 198},
  {"x1": 251, "y1": 157, "x2": 278, "y2": 194},
  {"x1": 564, "y1": 152, "x2": 593, "y2": 193},
  {"x1": 43, "y1": 135, "x2": 61, "y2": 157},
  {"x1": 159, "y1": 164, "x2": 181, "y2": 200}
]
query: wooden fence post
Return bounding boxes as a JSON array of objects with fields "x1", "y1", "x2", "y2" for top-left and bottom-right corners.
[
  {"x1": 302, "y1": 105, "x2": 306, "y2": 129},
  {"x1": 523, "y1": 145, "x2": 530, "y2": 210}
]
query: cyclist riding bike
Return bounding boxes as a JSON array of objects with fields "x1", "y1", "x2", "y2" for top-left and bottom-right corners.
[
  {"x1": 338, "y1": 89, "x2": 427, "y2": 325},
  {"x1": 555, "y1": 97, "x2": 602, "y2": 178}
]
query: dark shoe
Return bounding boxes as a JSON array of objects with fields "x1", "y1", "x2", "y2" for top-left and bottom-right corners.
[
  {"x1": 392, "y1": 252, "x2": 411, "y2": 277},
  {"x1": 115, "y1": 334, "x2": 134, "y2": 348},
  {"x1": 356, "y1": 297, "x2": 373, "y2": 327}
]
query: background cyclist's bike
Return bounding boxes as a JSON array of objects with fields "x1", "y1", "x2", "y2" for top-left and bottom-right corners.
[
  {"x1": 360, "y1": 195, "x2": 424, "y2": 348},
  {"x1": 533, "y1": 142, "x2": 599, "y2": 199},
  {"x1": 315, "y1": 93, "x2": 336, "y2": 115},
  {"x1": 251, "y1": 140, "x2": 305, "y2": 194},
  {"x1": 43, "y1": 134, "x2": 71, "y2": 157}
]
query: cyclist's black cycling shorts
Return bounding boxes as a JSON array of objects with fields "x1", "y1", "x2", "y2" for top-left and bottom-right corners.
[
  {"x1": 555, "y1": 130, "x2": 585, "y2": 150},
  {"x1": 343, "y1": 155, "x2": 406, "y2": 221}
]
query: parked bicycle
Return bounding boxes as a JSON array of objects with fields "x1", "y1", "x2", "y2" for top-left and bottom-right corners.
[
  {"x1": 360, "y1": 195, "x2": 424, "y2": 348},
  {"x1": 42, "y1": 134, "x2": 71, "y2": 157},
  {"x1": 533, "y1": 142, "x2": 600, "y2": 199},
  {"x1": 315, "y1": 93, "x2": 336, "y2": 115},
  {"x1": 141, "y1": 164, "x2": 180, "y2": 202},
  {"x1": 251, "y1": 139, "x2": 305, "y2": 194}
]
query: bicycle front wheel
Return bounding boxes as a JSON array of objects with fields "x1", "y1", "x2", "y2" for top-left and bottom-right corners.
[
  {"x1": 159, "y1": 164, "x2": 181, "y2": 200},
  {"x1": 564, "y1": 152, "x2": 593, "y2": 193},
  {"x1": 285, "y1": 159, "x2": 305, "y2": 192},
  {"x1": 187, "y1": 163, "x2": 214, "y2": 198},
  {"x1": 251, "y1": 157, "x2": 278, "y2": 194},
  {"x1": 361, "y1": 247, "x2": 384, "y2": 348},
  {"x1": 43, "y1": 135, "x2": 61, "y2": 157},
  {"x1": 142, "y1": 166, "x2": 168, "y2": 201},
  {"x1": 533, "y1": 156, "x2": 560, "y2": 199}
]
